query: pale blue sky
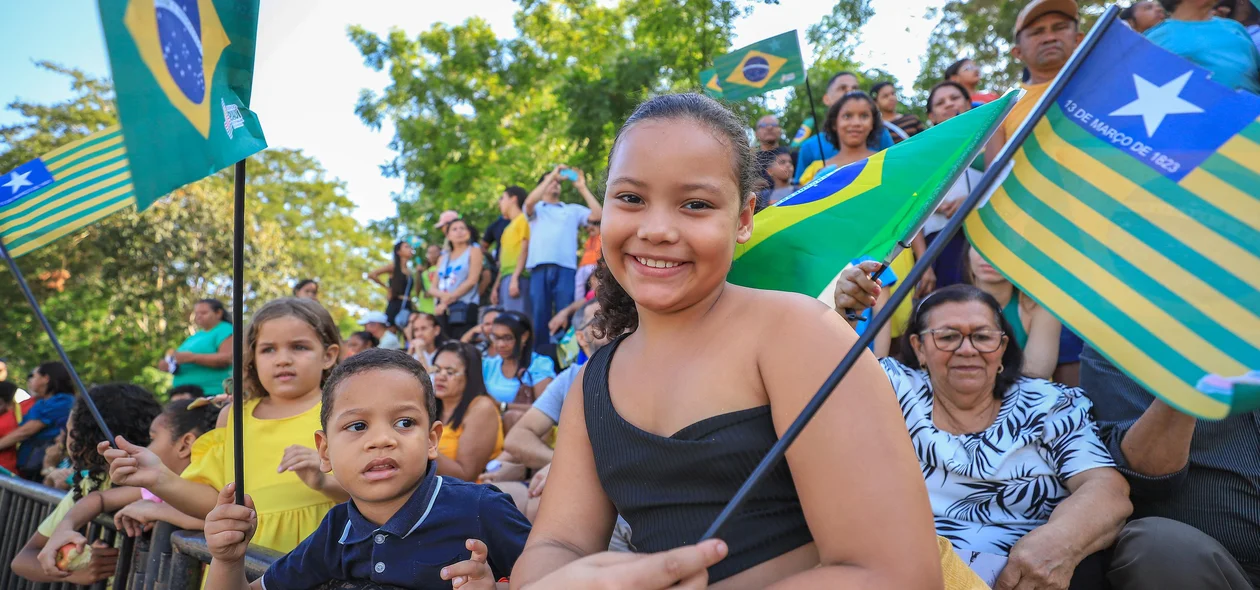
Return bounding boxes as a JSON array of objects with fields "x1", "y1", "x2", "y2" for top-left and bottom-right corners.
[{"x1": 0, "y1": 0, "x2": 944, "y2": 224}]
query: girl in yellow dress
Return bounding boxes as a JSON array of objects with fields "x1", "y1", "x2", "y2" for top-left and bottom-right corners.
[{"x1": 103, "y1": 298, "x2": 347, "y2": 553}]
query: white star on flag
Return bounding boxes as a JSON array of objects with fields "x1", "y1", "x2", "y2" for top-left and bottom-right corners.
[
  {"x1": 1109, "y1": 71, "x2": 1204, "y2": 137},
  {"x1": 2, "y1": 170, "x2": 34, "y2": 194}
]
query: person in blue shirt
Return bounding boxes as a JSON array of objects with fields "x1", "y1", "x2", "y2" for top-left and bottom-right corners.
[
  {"x1": 482, "y1": 312, "x2": 556, "y2": 405},
  {"x1": 203, "y1": 348, "x2": 531, "y2": 590},
  {"x1": 1146, "y1": 0, "x2": 1260, "y2": 94},
  {"x1": 790, "y1": 72, "x2": 895, "y2": 184},
  {"x1": 0, "y1": 362, "x2": 76, "y2": 481}
]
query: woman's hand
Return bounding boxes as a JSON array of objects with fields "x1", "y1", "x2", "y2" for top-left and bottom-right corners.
[
  {"x1": 37, "y1": 527, "x2": 87, "y2": 577},
  {"x1": 832, "y1": 261, "x2": 883, "y2": 314},
  {"x1": 99, "y1": 436, "x2": 170, "y2": 489},
  {"x1": 916, "y1": 267, "x2": 937, "y2": 297},
  {"x1": 173, "y1": 351, "x2": 194, "y2": 364},
  {"x1": 204, "y1": 483, "x2": 257, "y2": 564},
  {"x1": 528, "y1": 463, "x2": 551, "y2": 498},
  {"x1": 479, "y1": 461, "x2": 527, "y2": 483},
  {"x1": 994, "y1": 526, "x2": 1077, "y2": 590},
  {"x1": 521, "y1": 539, "x2": 728, "y2": 590},
  {"x1": 114, "y1": 500, "x2": 163, "y2": 537},
  {"x1": 278, "y1": 445, "x2": 326, "y2": 491}
]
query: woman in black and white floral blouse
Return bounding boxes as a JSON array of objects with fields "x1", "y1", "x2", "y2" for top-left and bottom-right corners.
[{"x1": 836, "y1": 266, "x2": 1133, "y2": 590}]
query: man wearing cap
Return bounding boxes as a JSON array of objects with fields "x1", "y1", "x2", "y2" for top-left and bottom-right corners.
[
  {"x1": 435, "y1": 210, "x2": 461, "y2": 236},
  {"x1": 522, "y1": 166, "x2": 602, "y2": 357},
  {"x1": 984, "y1": 0, "x2": 1085, "y2": 169},
  {"x1": 358, "y1": 311, "x2": 401, "y2": 350}
]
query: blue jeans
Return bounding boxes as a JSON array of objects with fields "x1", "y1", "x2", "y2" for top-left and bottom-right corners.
[{"x1": 529, "y1": 264, "x2": 575, "y2": 357}]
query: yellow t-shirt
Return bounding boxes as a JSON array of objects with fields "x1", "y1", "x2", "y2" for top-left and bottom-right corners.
[
  {"x1": 499, "y1": 214, "x2": 530, "y2": 277},
  {"x1": 437, "y1": 406, "x2": 505, "y2": 463},
  {"x1": 1001, "y1": 82, "x2": 1050, "y2": 145},
  {"x1": 180, "y1": 398, "x2": 334, "y2": 554}
]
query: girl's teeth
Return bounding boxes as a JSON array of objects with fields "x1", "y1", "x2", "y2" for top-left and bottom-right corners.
[{"x1": 636, "y1": 257, "x2": 679, "y2": 269}]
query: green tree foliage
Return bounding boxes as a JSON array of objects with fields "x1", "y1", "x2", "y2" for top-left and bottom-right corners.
[
  {"x1": 913, "y1": 0, "x2": 1108, "y2": 100},
  {"x1": 0, "y1": 64, "x2": 386, "y2": 391},
  {"x1": 350, "y1": 0, "x2": 776, "y2": 246}
]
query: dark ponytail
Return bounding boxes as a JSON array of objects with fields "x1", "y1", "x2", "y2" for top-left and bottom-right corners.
[{"x1": 592, "y1": 93, "x2": 758, "y2": 339}]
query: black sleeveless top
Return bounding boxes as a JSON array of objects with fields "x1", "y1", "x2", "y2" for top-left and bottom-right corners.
[{"x1": 583, "y1": 336, "x2": 813, "y2": 583}]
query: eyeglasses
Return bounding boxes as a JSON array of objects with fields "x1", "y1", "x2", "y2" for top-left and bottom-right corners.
[
  {"x1": 489, "y1": 334, "x2": 516, "y2": 343},
  {"x1": 430, "y1": 366, "x2": 464, "y2": 378},
  {"x1": 756, "y1": 122, "x2": 780, "y2": 129},
  {"x1": 961, "y1": 64, "x2": 979, "y2": 72},
  {"x1": 920, "y1": 329, "x2": 1005, "y2": 353}
]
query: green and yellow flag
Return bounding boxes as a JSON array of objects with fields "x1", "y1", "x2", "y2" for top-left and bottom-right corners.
[
  {"x1": 965, "y1": 24, "x2": 1260, "y2": 419},
  {"x1": 700, "y1": 68, "x2": 723, "y2": 98},
  {"x1": 98, "y1": 0, "x2": 267, "y2": 207},
  {"x1": 712, "y1": 31, "x2": 804, "y2": 101},
  {"x1": 0, "y1": 127, "x2": 137, "y2": 258},
  {"x1": 728, "y1": 92, "x2": 1016, "y2": 297}
]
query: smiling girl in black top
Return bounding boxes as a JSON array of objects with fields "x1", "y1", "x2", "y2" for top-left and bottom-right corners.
[{"x1": 511, "y1": 94, "x2": 940, "y2": 589}]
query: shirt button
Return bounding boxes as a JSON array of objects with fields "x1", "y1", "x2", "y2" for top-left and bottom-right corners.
[
  {"x1": 375, "y1": 562, "x2": 385, "y2": 574},
  {"x1": 374, "y1": 534, "x2": 385, "y2": 544}
]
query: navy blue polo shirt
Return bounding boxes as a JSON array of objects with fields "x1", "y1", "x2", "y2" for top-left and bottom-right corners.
[{"x1": 260, "y1": 461, "x2": 531, "y2": 589}]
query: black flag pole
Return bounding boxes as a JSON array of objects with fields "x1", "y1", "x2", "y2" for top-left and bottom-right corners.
[
  {"x1": 0, "y1": 242, "x2": 117, "y2": 446},
  {"x1": 801, "y1": 74, "x2": 829, "y2": 174},
  {"x1": 700, "y1": 5, "x2": 1120, "y2": 542},
  {"x1": 232, "y1": 159, "x2": 246, "y2": 505}
]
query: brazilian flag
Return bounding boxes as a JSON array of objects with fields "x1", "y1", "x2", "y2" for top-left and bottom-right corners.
[
  {"x1": 712, "y1": 31, "x2": 805, "y2": 101},
  {"x1": 97, "y1": 0, "x2": 267, "y2": 208},
  {"x1": 729, "y1": 92, "x2": 1016, "y2": 298},
  {"x1": 699, "y1": 68, "x2": 723, "y2": 98}
]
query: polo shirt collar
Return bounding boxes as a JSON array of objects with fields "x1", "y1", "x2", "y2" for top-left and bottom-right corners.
[{"x1": 339, "y1": 460, "x2": 443, "y2": 545}]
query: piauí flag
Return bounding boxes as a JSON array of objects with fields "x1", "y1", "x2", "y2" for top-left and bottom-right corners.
[
  {"x1": 729, "y1": 92, "x2": 1017, "y2": 297},
  {"x1": 965, "y1": 22, "x2": 1260, "y2": 419},
  {"x1": 700, "y1": 68, "x2": 724, "y2": 98},
  {"x1": 1, "y1": 127, "x2": 138, "y2": 258},
  {"x1": 97, "y1": 0, "x2": 266, "y2": 208},
  {"x1": 712, "y1": 31, "x2": 804, "y2": 101}
]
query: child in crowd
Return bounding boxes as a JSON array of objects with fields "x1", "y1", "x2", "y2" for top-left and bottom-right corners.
[
  {"x1": 166, "y1": 384, "x2": 205, "y2": 402},
  {"x1": 204, "y1": 348, "x2": 531, "y2": 589},
  {"x1": 10, "y1": 383, "x2": 162, "y2": 586},
  {"x1": 103, "y1": 298, "x2": 347, "y2": 554},
  {"x1": 406, "y1": 311, "x2": 445, "y2": 368},
  {"x1": 35, "y1": 398, "x2": 218, "y2": 576}
]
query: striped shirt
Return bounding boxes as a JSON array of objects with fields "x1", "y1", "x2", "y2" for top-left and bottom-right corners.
[{"x1": 1080, "y1": 345, "x2": 1260, "y2": 586}]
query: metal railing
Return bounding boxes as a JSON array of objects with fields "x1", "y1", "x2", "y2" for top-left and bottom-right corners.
[{"x1": 0, "y1": 475, "x2": 279, "y2": 590}]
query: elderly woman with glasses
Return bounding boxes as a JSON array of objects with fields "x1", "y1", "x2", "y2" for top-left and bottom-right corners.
[{"x1": 835, "y1": 272, "x2": 1132, "y2": 589}]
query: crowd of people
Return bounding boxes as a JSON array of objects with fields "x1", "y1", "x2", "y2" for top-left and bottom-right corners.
[{"x1": 1, "y1": 0, "x2": 1257, "y2": 588}]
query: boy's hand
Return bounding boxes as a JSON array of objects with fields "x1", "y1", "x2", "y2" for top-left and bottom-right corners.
[
  {"x1": 509, "y1": 276, "x2": 520, "y2": 298},
  {"x1": 204, "y1": 483, "x2": 257, "y2": 563},
  {"x1": 37, "y1": 527, "x2": 87, "y2": 577},
  {"x1": 99, "y1": 436, "x2": 168, "y2": 489},
  {"x1": 278, "y1": 445, "x2": 325, "y2": 491},
  {"x1": 441, "y1": 539, "x2": 496, "y2": 589},
  {"x1": 114, "y1": 499, "x2": 162, "y2": 537}
]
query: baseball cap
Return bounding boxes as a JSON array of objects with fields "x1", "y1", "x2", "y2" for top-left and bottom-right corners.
[
  {"x1": 358, "y1": 311, "x2": 389, "y2": 325},
  {"x1": 435, "y1": 210, "x2": 460, "y2": 229},
  {"x1": 1014, "y1": 0, "x2": 1079, "y2": 38}
]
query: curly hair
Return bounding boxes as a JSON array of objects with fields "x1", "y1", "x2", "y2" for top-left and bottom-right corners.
[
  {"x1": 592, "y1": 93, "x2": 759, "y2": 339},
  {"x1": 822, "y1": 91, "x2": 883, "y2": 151},
  {"x1": 243, "y1": 297, "x2": 342, "y2": 401},
  {"x1": 67, "y1": 384, "x2": 162, "y2": 500},
  {"x1": 321, "y1": 348, "x2": 437, "y2": 431}
]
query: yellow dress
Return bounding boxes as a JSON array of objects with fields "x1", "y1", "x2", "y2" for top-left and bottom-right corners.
[
  {"x1": 437, "y1": 402, "x2": 505, "y2": 462},
  {"x1": 180, "y1": 398, "x2": 334, "y2": 553}
]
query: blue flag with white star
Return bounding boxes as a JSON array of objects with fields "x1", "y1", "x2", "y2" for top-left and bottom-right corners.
[{"x1": 966, "y1": 21, "x2": 1260, "y2": 419}]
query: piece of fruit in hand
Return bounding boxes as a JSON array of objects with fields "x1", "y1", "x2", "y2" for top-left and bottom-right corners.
[{"x1": 56, "y1": 543, "x2": 92, "y2": 571}]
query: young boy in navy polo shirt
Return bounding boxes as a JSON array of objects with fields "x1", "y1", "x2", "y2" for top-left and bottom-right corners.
[{"x1": 204, "y1": 349, "x2": 531, "y2": 589}]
